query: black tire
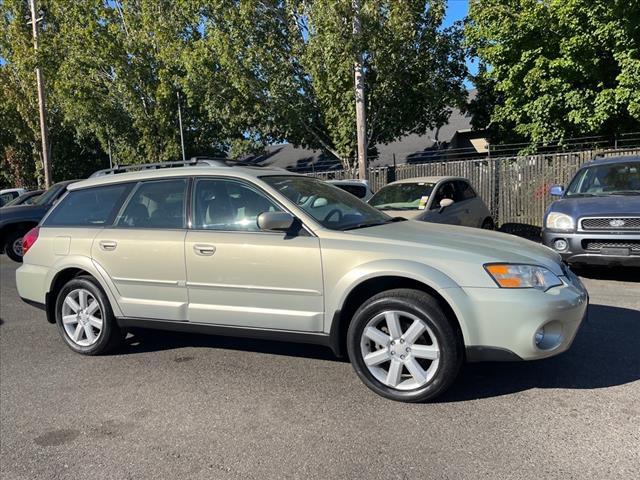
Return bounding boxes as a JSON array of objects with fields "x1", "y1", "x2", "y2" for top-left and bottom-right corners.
[
  {"x1": 54, "y1": 276, "x2": 123, "y2": 355},
  {"x1": 4, "y1": 230, "x2": 25, "y2": 262},
  {"x1": 346, "y1": 288, "x2": 463, "y2": 402},
  {"x1": 481, "y1": 217, "x2": 495, "y2": 230}
]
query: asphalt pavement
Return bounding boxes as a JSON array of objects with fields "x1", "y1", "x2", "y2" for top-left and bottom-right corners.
[{"x1": 1, "y1": 256, "x2": 638, "y2": 479}]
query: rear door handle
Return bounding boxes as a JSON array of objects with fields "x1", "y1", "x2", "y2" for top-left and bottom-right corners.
[
  {"x1": 99, "y1": 240, "x2": 117, "y2": 251},
  {"x1": 193, "y1": 244, "x2": 216, "y2": 256}
]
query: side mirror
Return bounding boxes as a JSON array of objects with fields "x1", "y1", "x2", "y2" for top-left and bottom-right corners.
[
  {"x1": 312, "y1": 197, "x2": 328, "y2": 208},
  {"x1": 549, "y1": 185, "x2": 564, "y2": 196},
  {"x1": 438, "y1": 198, "x2": 454, "y2": 212},
  {"x1": 257, "y1": 211, "x2": 295, "y2": 231}
]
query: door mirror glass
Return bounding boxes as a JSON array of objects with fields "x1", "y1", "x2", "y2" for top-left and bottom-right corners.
[
  {"x1": 257, "y1": 211, "x2": 295, "y2": 231},
  {"x1": 549, "y1": 185, "x2": 564, "y2": 196}
]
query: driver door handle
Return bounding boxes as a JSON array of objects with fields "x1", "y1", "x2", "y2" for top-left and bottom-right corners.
[
  {"x1": 99, "y1": 240, "x2": 117, "y2": 251},
  {"x1": 193, "y1": 244, "x2": 216, "y2": 256}
]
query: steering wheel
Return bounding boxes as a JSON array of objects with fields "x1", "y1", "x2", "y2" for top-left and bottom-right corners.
[{"x1": 323, "y1": 208, "x2": 343, "y2": 223}]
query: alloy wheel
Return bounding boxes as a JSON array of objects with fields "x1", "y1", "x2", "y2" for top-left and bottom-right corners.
[
  {"x1": 360, "y1": 310, "x2": 440, "y2": 391},
  {"x1": 61, "y1": 288, "x2": 103, "y2": 347},
  {"x1": 12, "y1": 237, "x2": 23, "y2": 257}
]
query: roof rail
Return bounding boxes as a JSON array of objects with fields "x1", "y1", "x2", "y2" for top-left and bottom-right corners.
[{"x1": 89, "y1": 157, "x2": 234, "y2": 178}]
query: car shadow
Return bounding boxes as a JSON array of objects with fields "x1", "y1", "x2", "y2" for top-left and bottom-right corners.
[
  {"x1": 574, "y1": 266, "x2": 639, "y2": 282},
  {"x1": 119, "y1": 328, "x2": 344, "y2": 363},
  {"x1": 439, "y1": 303, "x2": 640, "y2": 402},
  {"x1": 119, "y1": 304, "x2": 638, "y2": 401}
]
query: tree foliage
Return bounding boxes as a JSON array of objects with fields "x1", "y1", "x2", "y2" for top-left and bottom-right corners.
[
  {"x1": 466, "y1": 0, "x2": 640, "y2": 145},
  {"x1": 2, "y1": 0, "x2": 466, "y2": 186},
  {"x1": 191, "y1": 0, "x2": 466, "y2": 169}
]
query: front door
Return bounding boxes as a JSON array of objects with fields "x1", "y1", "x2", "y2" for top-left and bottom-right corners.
[
  {"x1": 185, "y1": 177, "x2": 324, "y2": 331},
  {"x1": 424, "y1": 180, "x2": 468, "y2": 226},
  {"x1": 91, "y1": 178, "x2": 189, "y2": 321}
]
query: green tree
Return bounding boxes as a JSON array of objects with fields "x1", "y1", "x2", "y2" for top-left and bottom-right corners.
[
  {"x1": 466, "y1": 0, "x2": 640, "y2": 146},
  {"x1": 189, "y1": 0, "x2": 466, "y2": 170}
]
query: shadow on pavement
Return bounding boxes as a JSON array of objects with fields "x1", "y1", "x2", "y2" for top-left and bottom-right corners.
[
  {"x1": 574, "y1": 266, "x2": 639, "y2": 282},
  {"x1": 440, "y1": 303, "x2": 640, "y2": 402},
  {"x1": 120, "y1": 328, "x2": 343, "y2": 362}
]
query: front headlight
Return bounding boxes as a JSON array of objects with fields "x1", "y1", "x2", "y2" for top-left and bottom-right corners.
[
  {"x1": 546, "y1": 212, "x2": 575, "y2": 230},
  {"x1": 484, "y1": 264, "x2": 563, "y2": 291}
]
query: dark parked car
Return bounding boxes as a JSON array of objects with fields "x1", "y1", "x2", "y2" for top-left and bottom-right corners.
[
  {"x1": 542, "y1": 156, "x2": 640, "y2": 267},
  {"x1": 1, "y1": 190, "x2": 44, "y2": 207},
  {"x1": 0, "y1": 180, "x2": 77, "y2": 262}
]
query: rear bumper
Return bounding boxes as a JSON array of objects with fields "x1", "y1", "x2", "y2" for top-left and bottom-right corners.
[{"x1": 542, "y1": 230, "x2": 640, "y2": 266}]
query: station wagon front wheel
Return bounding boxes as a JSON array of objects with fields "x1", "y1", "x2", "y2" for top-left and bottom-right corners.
[
  {"x1": 55, "y1": 276, "x2": 123, "y2": 355},
  {"x1": 347, "y1": 289, "x2": 463, "y2": 402}
]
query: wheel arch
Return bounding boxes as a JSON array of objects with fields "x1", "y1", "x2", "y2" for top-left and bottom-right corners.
[
  {"x1": 327, "y1": 261, "x2": 468, "y2": 357},
  {"x1": 45, "y1": 258, "x2": 123, "y2": 323}
]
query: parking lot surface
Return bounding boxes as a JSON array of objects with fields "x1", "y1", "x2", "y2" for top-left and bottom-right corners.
[{"x1": 1, "y1": 256, "x2": 638, "y2": 479}]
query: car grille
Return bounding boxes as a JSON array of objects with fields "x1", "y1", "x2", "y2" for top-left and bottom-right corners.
[
  {"x1": 581, "y1": 217, "x2": 640, "y2": 231},
  {"x1": 582, "y1": 239, "x2": 640, "y2": 253}
]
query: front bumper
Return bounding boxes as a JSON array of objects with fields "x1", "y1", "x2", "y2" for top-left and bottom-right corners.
[
  {"x1": 542, "y1": 230, "x2": 640, "y2": 267},
  {"x1": 445, "y1": 269, "x2": 589, "y2": 361}
]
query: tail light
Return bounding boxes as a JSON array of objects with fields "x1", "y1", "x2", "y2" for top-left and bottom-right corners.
[{"x1": 22, "y1": 226, "x2": 40, "y2": 256}]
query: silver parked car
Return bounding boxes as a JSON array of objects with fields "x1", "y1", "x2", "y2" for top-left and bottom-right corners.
[
  {"x1": 16, "y1": 160, "x2": 587, "y2": 402},
  {"x1": 369, "y1": 176, "x2": 494, "y2": 229},
  {"x1": 327, "y1": 179, "x2": 373, "y2": 201}
]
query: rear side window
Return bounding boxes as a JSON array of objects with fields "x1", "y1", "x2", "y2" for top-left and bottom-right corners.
[
  {"x1": 335, "y1": 184, "x2": 367, "y2": 199},
  {"x1": 44, "y1": 184, "x2": 130, "y2": 227},
  {"x1": 116, "y1": 179, "x2": 187, "y2": 229}
]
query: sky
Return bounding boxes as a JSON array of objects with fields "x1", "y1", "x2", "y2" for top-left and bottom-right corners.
[{"x1": 444, "y1": 0, "x2": 477, "y2": 85}]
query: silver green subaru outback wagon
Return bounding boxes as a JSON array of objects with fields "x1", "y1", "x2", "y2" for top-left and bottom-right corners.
[{"x1": 16, "y1": 160, "x2": 588, "y2": 402}]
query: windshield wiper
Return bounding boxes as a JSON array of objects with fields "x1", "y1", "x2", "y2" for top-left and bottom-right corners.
[
  {"x1": 342, "y1": 217, "x2": 406, "y2": 231},
  {"x1": 609, "y1": 190, "x2": 640, "y2": 196}
]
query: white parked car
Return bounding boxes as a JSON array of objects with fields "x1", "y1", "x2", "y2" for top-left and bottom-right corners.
[
  {"x1": 327, "y1": 179, "x2": 373, "y2": 201},
  {"x1": 368, "y1": 176, "x2": 494, "y2": 229},
  {"x1": 0, "y1": 188, "x2": 26, "y2": 207}
]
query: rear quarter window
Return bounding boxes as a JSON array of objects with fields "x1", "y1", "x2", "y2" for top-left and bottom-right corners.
[{"x1": 44, "y1": 184, "x2": 131, "y2": 227}]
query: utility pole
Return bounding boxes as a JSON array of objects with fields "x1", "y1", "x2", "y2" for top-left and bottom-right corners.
[
  {"x1": 177, "y1": 91, "x2": 186, "y2": 161},
  {"x1": 353, "y1": 0, "x2": 367, "y2": 180},
  {"x1": 28, "y1": 0, "x2": 52, "y2": 188}
]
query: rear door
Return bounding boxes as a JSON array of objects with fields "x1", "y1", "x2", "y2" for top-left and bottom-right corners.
[
  {"x1": 184, "y1": 177, "x2": 324, "y2": 331},
  {"x1": 91, "y1": 178, "x2": 189, "y2": 321}
]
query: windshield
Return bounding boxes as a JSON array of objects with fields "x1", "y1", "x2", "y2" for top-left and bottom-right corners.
[
  {"x1": 566, "y1": 162, "x2": 640, "y2": 196},
  {"x1": 34, "y1": 183, "x2": 65, "y2": 205},
  {"x1": 369, "y1": 182, "x2": 436, "y2": 210},
  {"x1": 261, "y1": 176, "x2": 394, "y2": 230}
]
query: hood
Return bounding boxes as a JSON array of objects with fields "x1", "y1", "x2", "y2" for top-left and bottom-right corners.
[
  {"x1": 0, "y1": 204, "x2": 49, "y2": 227},
  {"x1": 346, "y1": 220, "x2": 563, "y2": 280},
  {"x1": 548, "y1": 195, "x2": 640, "y2": 218}
]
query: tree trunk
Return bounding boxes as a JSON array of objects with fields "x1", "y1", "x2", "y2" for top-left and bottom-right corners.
[{"x1": 353, "y1": 0, "x2": 367, "y2": 180}]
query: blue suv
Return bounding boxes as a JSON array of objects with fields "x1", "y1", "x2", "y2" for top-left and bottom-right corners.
[{"x1": 542, "y1": 156, "x2": 640, "y2": 267}]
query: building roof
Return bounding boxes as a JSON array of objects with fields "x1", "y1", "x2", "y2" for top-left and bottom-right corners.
[{"x1": 244, "y1": 90, "x2": 486, "y2": 172}]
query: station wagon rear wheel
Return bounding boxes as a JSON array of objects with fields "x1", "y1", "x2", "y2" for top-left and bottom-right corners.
[
  {"x1": 347, "y1": 288, "x2": 463, "y2": 402},
  {"x1": 55, "y1": 276, "x2": 123, "y2": 355}
]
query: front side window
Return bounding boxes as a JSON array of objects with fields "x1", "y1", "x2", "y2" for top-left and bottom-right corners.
[
  {"x1": 566, "y1": 162, "x2": 640, "y2": 196},
  {"x1": 0, "y1": 193, "x2": 15, "y2": 206},
  {"x1": 116, "y1": 179, "x2": 187, "y2": 229},
  {"x1": 456, "y1": 180, "x2": 476, "y2": 200},
  {"x1": 44, "y1": 184, "x2": 130, "y2": 226},
  {"x1": 369, "y1": 182, "x2": 436, "y2": 211},
  {"x1": 262, "y1": 175, "x2": 391, "y2": 230},
  {"x1": 193, "y1": 178, "x2": 282, "y2": 231},
  {"x1": 430, "y1": 182, "x2": 456, "y2": 209}
]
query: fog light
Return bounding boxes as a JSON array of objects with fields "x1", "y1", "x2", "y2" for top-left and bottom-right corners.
[
  {"x1": 533, "y1": 321, "x2": 563, "y2": 351},
  {"x1": 553, "y1": 239, "x2": 568, "y2": 251}
]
